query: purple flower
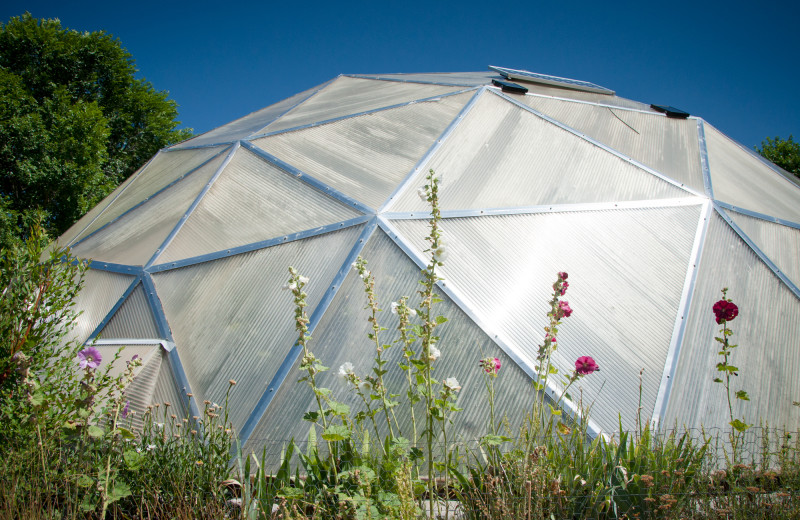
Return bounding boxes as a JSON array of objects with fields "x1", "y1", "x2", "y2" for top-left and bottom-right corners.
[
  {"x1": 121, "y1": 401, "x2": 130, "y2": 419},
  {"x1": 77, "y1": 346, "x2": 102, "y2": 369},
  {"x1": 575, "y1": 356, "x2": 599, "y2": 375},
  {"x1": 712, "y1": 300, "x2": 738, "y2": 324}
]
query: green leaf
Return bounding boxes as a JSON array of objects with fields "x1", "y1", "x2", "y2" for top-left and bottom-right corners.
[
  {"x1": 303, "y1": 411, "x2": 319, "y2": 422},
  {"x1": 328, "y1": 401, "x2": 350, "y2": 416},
  {"x1": 735, "y1": 390, "x2": 750, "y2": 401},
  {"x1": 548, "y1": 404, "x2": 562, "y2": 416},
  {"x1": 730, "y1": 419, "x2": 750, "y2": 432},
  {"x1": 481, "y1": 434, "x2": 507, "y2": 446},
  {"x1": 117, "y1": 427, "x2": 135, "y2": 440},
  {"x1": 87, "y1": 425, "x2": 104, "y2": 439},
  {"x1": 713, "y1": 378, "x2": 723, "y2": 383},
  {"x1": 123, "y1": 450, "x2": 144, "y2": 471},
  {"x1": 435, "y1": 315, "x2": 448, "y2": 325},
  {"x1": 322, "y1": 425, "x2": 350, "y2": 441},
  {"x1": 76, "y1": 474, "x2": 94, "y2": 488},
  {"x1": 107, "y1": 481, "x2": 132, "y2": 503}
]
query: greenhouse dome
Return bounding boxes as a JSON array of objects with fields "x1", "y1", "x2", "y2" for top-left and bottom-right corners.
[{"x1": 57, "y1": 66, "x2": 800, "y2": 453}]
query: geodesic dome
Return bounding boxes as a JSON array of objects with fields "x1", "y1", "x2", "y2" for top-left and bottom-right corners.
[{"x1": 58, "y1": 66, "x2": 800, "y2": 452}]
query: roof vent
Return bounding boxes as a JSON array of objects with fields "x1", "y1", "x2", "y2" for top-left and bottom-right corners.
[
  {"x1": 489, "y1": 65, "x2": 615, "y2": 95},
  {"x1": 491, "y1": 78, "x2": 528, "y2": 95},
  {"x1": 650, "y1": 104, "x2": 690, "y2": 119}
]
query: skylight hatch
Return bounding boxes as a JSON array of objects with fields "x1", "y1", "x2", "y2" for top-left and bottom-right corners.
[{"x1": 489, "y1": 65, "x2": 615, "y2": 95}]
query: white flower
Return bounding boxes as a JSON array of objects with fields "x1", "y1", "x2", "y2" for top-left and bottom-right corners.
[
  {"x1": 351, "y1": 262, "x2": 358, "y2": 270},
  {"x1": 391, "y1": 301, "x2": 399, "y2": 314},
  {"x1": 359, "y1": 270, "x2": 370, "y2": 280},
  {"x1": 408, "y1": 308, "x2": 417, "y2": 317},
  {"x1": 338, "y1": 362, "x2": 355, "y2": 379},
  {"x1": 282, "y1": 282, "x2": 297, "y2": 291},
  {"x1": 417, "y1": 186, "x2": 427, "y2": 201},
  {"x1": 147, "y1": 444, "x2": 156, "y2": 451},
  {"x1": 433, "y1": 245, "x2": 448, "y2": 263},
  {"x1": 443, "y1": 377, "x2": 461, "y2": 392},
  {"x1": 298, "y1": 275, "x2": 309, "y2": 284},
  {"x1": 429, "y1": 346, "x2": 441, "y2": 362},
  {"x1": 155, "y1": 423, "x2": 164, "y2": 429},
  {"x1": 358, "y1": 380, "x2": 373, "y2": 392}
]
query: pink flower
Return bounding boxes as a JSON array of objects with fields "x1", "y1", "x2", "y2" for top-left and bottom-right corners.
[
  {"x1": 575, "y1": 356, "x2": 599, "y2": 375},
  {"x1": 558, "y1": 272, "x2": 568, "y2": 281},
  {"x1": 77, "y1": 346, "x2": 102, "y2": 369},
  {"x1": 560, "y1": 281, "x2": 569, "y2": 296},
  {"x1": 712, "y1": 300, "x2": 738, "y2": 324},
  {"x1": 558, "y1": 300, "x2": 573, "y2": 318},
  {"x1": 479, "y1": 357, "x2": 501, "y2": 375}
]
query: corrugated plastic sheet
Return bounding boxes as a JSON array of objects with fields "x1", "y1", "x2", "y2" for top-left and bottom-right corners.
[
  {"x1": 70, "y1": 271, "x2": 136, "y2": 344},
  {"x1": 73, "y1": 147, "x2": 228, "y2": 242},
  {"x1": 252, "y1": 91, "x2": 473, "y2": 210},
  {"x1": 728, "y1": 211, "x2": 800, "y2": 290},
  {"x1": 151, "y1": 225, "x2": 363, "y2": 431},
  {"x1": 99, "y1": 284, "x2": 160, "y2": 339},
  {"x1": 156, "y1": 147, "x2": 361, "y2": 264},
  {"x1": 389, "y1": 205, "x2": 701, "y2": 433},
  {"x1": 520, "y1": 96, "x2": 704, "y2": 192},
  {"x1": 663, "y1": 212, "x2": 800, "y2": 433},
  {"x1": 172, "y1": 83, "x2": 327, "y2": 148},
  {"x1": 69, "y1": 153, "x2": 226, "y2": 265},
  {"x1": 151, "y1": 350, "x2": 184, "y2": 409},
  {"x1": 705, "y1": 124, "x2": 800, "y2": 223},
  {"x1": 260, "y1": 76, "x2": 463, "y2": 134},
  {"x1": 388, "y1": 91, "x2": 691, "y2": 213},
  {"x1": 244, "y1": 229, "x2": 536, "y2": 456}
]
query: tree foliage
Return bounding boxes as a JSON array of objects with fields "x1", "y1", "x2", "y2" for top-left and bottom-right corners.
[
  {"x1": 756, "y1": 135, "x2": 800, "y2": 178},
  {"x1": 0, "y1": 13, "x2": 193, "y2": 247}
]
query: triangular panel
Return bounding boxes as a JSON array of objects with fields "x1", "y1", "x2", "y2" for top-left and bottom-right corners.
[
  {"x1": 69, "y1": 153, "x2": 226, "y2": 265},
  {"x1": 390, "y1": 204, "x2": 701, "y2": 433},
  {"x1": 172, "y1": 83, "x2": 328, "y2": 148},
  {"x1": 261, "y1": 76, "x2": 464, "y2": 134},
  {"x1": 74, "y1": 147, "x2": 228, "y2": 241},
  {"x1": 98, "y1": 284, "x2": 160, "y2": 339},
  {"x1": 520, "y1": 96, "x2": 704, "y2": 192},
  {"x1": 389, "y1": 92, "x2": 692, "y2": 212},
  {"x1": 705, "y1": 124, "x2": 800, "y2": 223},
  {"x1": 664, "y1": 212, "x2": 800, "y2": 432},
  {"x1": 727, "y1": 211, "x2": 800, "y2": 290},
  {"x1": 156, "y1": 147, "x2": 361, "y2": 264},
  {"x1": 252, "y1": 91, "x2": 473, "y2": 210},
  {"x1": 245, "y1": 229, "x2": 536, "y2": 455},
  {"x1": 70, "y1": 271, "x2": 137, "y2": 344},
  {"x1": 152, "y1": 225, "x2": 364, "y2": 430},
  {"x1": 151, "y1": 350, "x2": 184, "y2": 409}
]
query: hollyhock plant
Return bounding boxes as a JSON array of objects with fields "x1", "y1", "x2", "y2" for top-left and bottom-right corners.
[
  {"x1": 479, "y1": 357, "x2": 501, "y2": 376},
  {"x1": 77, "y1": 346, "x2": 102, "y2": 370}
]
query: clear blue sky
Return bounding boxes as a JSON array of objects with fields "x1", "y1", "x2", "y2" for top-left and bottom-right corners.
[{"x1": 3, "y1": 0, "x2": 798, "y2": 149}]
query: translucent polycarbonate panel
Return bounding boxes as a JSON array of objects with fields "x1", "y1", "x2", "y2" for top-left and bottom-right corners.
[
  {"x1": 261, "y1": 76, "x2": 463, "y2": 134},
  {"x1": 156, "y1": 147, "x2": 361, "y2": 264},
  {"x1": 245, "y1": 229, "x2": 536, "y2": 456},
  {"x1": 152, "y1": 225, "x2": 363, "y2": 430},
  {"x1": 355, "y1": 71, "x2": 499, "y2": 87},
  {"x1": 705, "y1": 124, "x2": 800, "y2": 223},
  {"x1": 520, "y1": 96, "x2": 704, "y2": 192},
  {"x1": 89, "y1": 344, "x2": 161, "y2": 431},
  {"x1": 664, "y1": 213, "x2": 800, "y2": 433},
  {"x1": 75, "y1": 147, "x2": 227, "y2": 240},
  {"x1": 728, "y1": 212, "x2": 800, "y2": 289},
  {"x1": 389, "y1": 92, "x2": 691, "y2": 213},
  {"x1": 390, "y1": 205, "x2": 701, "y2": 433},
  {"x1": 99, "y1": 284, "x2": 160, "y2": 339},
  {"x1": 57, "y1": 172, "x2": 139, "y2": 248},
  {"x1": 151, "y1": 351, "x2": 184, "y2": 408},
  {"x1": 253, "y1": 92, "x2": 472, "y2": 210},
  {"x1": 518, "y1": 84, "x2": 651, "y2": 111},
  {"x1": 70, "y1": 154, "x2": 225, "y2": 265},
  {"x1": 172, "y1": 83, "x2": 326, "y2": 148},
  {"x1": 70, "y1": 271, "x2": 136, "y2": 344}
]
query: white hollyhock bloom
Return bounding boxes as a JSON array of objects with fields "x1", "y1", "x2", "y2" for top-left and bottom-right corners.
[
  {"x1": 417, "y1": 186, "x2": 427, "y2": 201},
  {"x1": 443, "y1": 377, "x2": 461, "y2": 392},
  {"x1": 282, "y1": 282, "x2": 297, "y2": 291},
  {"x1": 358, "y1": 380, "x2": 372, "y2": 392},
  {"x1": 429, "y1": 346, "x2": 441, "y2": 362},
  {"x1": 391, "y1": 301, "x2": 399, "y2": 314},
  {"x1": 338, "y1": 362, "x2": 355, "y2": 379},
  {"x1": 299, "y1": 276, "x2": 309, "y2": 284}
]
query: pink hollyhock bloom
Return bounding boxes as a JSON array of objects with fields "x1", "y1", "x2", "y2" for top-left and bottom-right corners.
[
  {"x1": 559, "y1": 300, "x2": 573, "y2": 318},
  {"x1": 77, "y1": 346, "x2": 102, "y2": 369},
  {"x1": 479, "y1": 357, "x2": 501, "y2": 375},
  {"x1": 558, "y1": 272, "x2": 568, "y2": 281},
  {"x1": 575, "y1": 356, "x2": 599, "y2": 375},
  {"x1": 712, "y1": 300, "x2": 738, "y2": 324},
  {"x1": 560, "y1": 281, "x2": 569, "y2": 296}
]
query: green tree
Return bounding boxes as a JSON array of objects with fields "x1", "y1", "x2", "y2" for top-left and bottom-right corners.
[
  {"x1": 756, "y1": 135, "x2": 800, "y2": 178},
  {"x1": 0, "y1": 13, "x2": 193, "y2": 247}
]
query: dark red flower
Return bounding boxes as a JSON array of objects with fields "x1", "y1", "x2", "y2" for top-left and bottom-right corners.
[
  {"x1": 712, "y1": 300, "x2": 738, "y2": 324},
  {"x1": 558, "y1": 271, "x2": 568, "y2": 281},
  {"x1": 559, "y1": 300, "x2": 573, "y2": 318},
  {"x1": 575, "y1": 356, "x2": 599, "y2": 375},
  {"x1": 560, "y1": 281, "x2": 569, "y2": 296}
]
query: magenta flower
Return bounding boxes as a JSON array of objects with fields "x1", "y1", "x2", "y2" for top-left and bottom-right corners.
[
  {"x1": 558, "y1": 300, "x2": 573, "y2": 318},
  {"x1": 479, "y1": 357, "x2": 501, "y2": 375},
  {"x1": 558, "y1": 272, "x2": 568, "y2": 281},
  {"x1": 560, "y1": 281, "x2": 569, "y2": 296},
  {"x1": 575, "y1": 356, "x2": 599, "y2": 375},
  {"x1": 77, "y1": 346, "x2": 102, "y2": 369},
  {"x1": 712, "y1": 300, "x2": 738, "y2": 324}
]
